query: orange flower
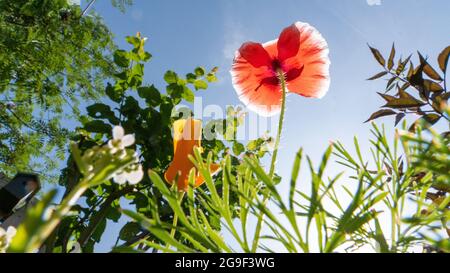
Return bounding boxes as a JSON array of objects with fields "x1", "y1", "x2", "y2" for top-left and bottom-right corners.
[
  {"x1": 164, "y1": 119, "x2": 220, "y2": 191},
  {"x1": 231, "y1": 21, "x2": 330, "y2": 116}
]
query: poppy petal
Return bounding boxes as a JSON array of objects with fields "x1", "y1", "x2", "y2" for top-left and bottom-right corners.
[
  {"x1": 231, "y1": 40, "x2": 282, "y2": 116},
  {"x1": 283, "y1": 22, "x2": 330, "y2": 98},
  {"x1": 238, "y1": 42, "x2": 272, "y2": 68},
  {"x1": 277, "y1": 23, "x2": 301, "y2": 62}
]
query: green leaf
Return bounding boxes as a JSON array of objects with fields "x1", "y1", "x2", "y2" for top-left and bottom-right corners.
[
  {"x1": 84, "y1": 120, "x2": 112, "y2": 134},
  {"x1": 166, "y1": 83, "x2": 184, "y2": 100},
  {"x1": 139, "y1": 51, "x2": 152, "y2": 62},
  {"x1": 119, "y1": 222, "x2": 141, "y2": 241},
  {"x1": 289, "y1": 149, "x2": 303, "y2": 210},
  {"x1": 232, "y1": 141, "x2": 245, "y2": 155},
  {"x1": 137, "y1": 85, "x2": 161, "y2": 106},
  {"x1": 374, "y1": 218, "x2": 390, "y2": 253},
  {"x1": 186, "y1": 73, "x2": 197, "y2": 83},
  {"x1": 206, "y1": 73, "x2": 218, "y2": 82},
  {"x1": 438, "y1": 46, "x2": 450, "y2": 73},
  {"x1": 164, "y1": 70, "x2": 178, "y2": 84},
  {"x1": 368, "y1": 45, "x2": 386, "y2": 67},
  {"x1": 105, "y1": 83, "x2": 123, "y2": 103},
  {"x1": 86, "y1": 103, "x2": 120, "y2": 124},
  {"x1": 194, "y1": 67, "x2": 205, "y2": 76},
  {"x1": 246, "y1": 138, "x2": 264, "y2": 151},
  {"x1": 182, "y1": 86, "x2": 195, "y2": 103},
  {"x1": 193, "y1": 79, "x2": 208, "y2": 90},
  {"x1": 365, "y1": 109, "x2": 397, "y2": 123},
  {"x1": 126, "y1": 36, "x2": 141, "y2": 47},
  {"x1": 113, "y1": 50, "x2": 130, "y2": 67}
]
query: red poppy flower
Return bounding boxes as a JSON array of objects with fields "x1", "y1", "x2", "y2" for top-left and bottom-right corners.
[{"x1": 231, "y1": 21, "x2": 330, "y2": 116}]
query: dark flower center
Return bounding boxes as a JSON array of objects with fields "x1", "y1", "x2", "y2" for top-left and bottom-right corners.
[
  {"x1": 271, "y1": 59, "x2": 282, "y2": 71},
  {"x1": 255, "y1": 62, "x2": 304, "y2": 92}
]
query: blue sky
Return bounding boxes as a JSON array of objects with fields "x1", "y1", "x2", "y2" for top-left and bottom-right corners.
[{"x1": 75, "y1": 0, "x2": 450, "y2": 252}]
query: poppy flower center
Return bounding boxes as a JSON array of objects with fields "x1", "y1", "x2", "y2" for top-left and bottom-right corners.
[
  {"x1": 255, "y1": 60, "x2": 305, "y2": 92},
  {"x1": 271, "y1": 59, "x2": 282, "y2": 71}
]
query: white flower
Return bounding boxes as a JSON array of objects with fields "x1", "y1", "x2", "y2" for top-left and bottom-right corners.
[
  {"x1": 108, "y1": 126, "x2": 135, "y2": 151},
  {"x1": 0, "y1": 226, "x2": 17, "y2": 253},
  {"x1": 113, "y1": 164, "x2": 144, "y2": 185},
  {"x1": 69, "y1": 242, "x2": 82, "y2": 253}
]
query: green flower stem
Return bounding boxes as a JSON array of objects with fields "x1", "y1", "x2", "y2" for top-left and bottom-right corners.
[
  {"x1": 251, "y1": 69, "x2": 288, "y2": 252},
  {"x1": 269, "y1": 68, "x2": 288, "y2": 178}
]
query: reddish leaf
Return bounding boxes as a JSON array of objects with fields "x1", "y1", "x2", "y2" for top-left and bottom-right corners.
[
  {"x1": 364, "y1": 109, "x2": 397, "y2": 123},
  {"x1": 388, "y1": 43, "x2": 395, "y2": 70},
  {"x1": 368, "y1": 45, "x2": 386, "y2": 67},
  {"x1": 377, "y1": 92, "x2": 396, "y2": 102},
  {"x1": 409, "y1": 114, "x2": 441, "y2": 132},
  {"x1": 438, "y1": 46, "x2": 450, "y2": 73},
  {"x1": 367, "y1": 71, "x2": 388, "y2": 80},
  {"x1": 418, "y1": 52, "x2": 443, "y2": 81},
  {"x1": 423, "y1": 80, "x2": 444, "y2": 93},
  {"x1": 383, "y1": 97, "x2": 426, "y2": 109},
  {"x1": 395, "y1": 113, "x2": 405, "y2": 126}
]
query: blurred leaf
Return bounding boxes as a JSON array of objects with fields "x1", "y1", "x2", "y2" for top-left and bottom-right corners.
[
  {"x1": 119, "y1": 222, "x2": 141, "y2": 241},
  {"x1": 8, "y1": 190, "x2": 58, "y2": 252},
  {"x1": 164, "y1": 70, "x2": 178, "y2": 84},
  {"x1": 409, "y1": 114, "x2": 440, "y2": 132},
  {"x1": 182, "y1": 87, "x2": 195, "y2": 102},
  {"x1": 394, "y1": 113, "x2": 405, "y2": 126},
  {"x1": 206, "y1": 73, "x2": 218, "y2": 82},
  {"x1": 232, "y1": 141, "x2": 245, "y2": 155},
  {"x1": 87, "y1": 103, "x2": 120, "y2": 124},
  {"x1": 84, "y1": 120, "x2": 112, "y2": 134},
  {"x1": 194, "y1": 80, "x2": 208, "y2": 90},
  {"x1": 194, "y1": 67, "x2": 205, "y2": 76}
]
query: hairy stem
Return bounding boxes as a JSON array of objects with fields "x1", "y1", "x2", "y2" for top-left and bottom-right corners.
[
  {"x1": 269, "y1": 69, "x2": 288, "y2": 178},
  {"x1": 252, "y1": 69, "x2": 288, "y2": 252}
]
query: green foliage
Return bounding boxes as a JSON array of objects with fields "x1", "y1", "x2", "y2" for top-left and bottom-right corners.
[
  {"x1": 366, "y1": 44, "x2": 450, "y2": 131},
  {"x1": 118, "y1": 123, "x2": 449, "y2": 253},
  {"x1": 50, "y1": 34, "x2": 270, "y2": 253},
  {"x1": 0, "y1": 0, "x2": 116, "y2": 179}
]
